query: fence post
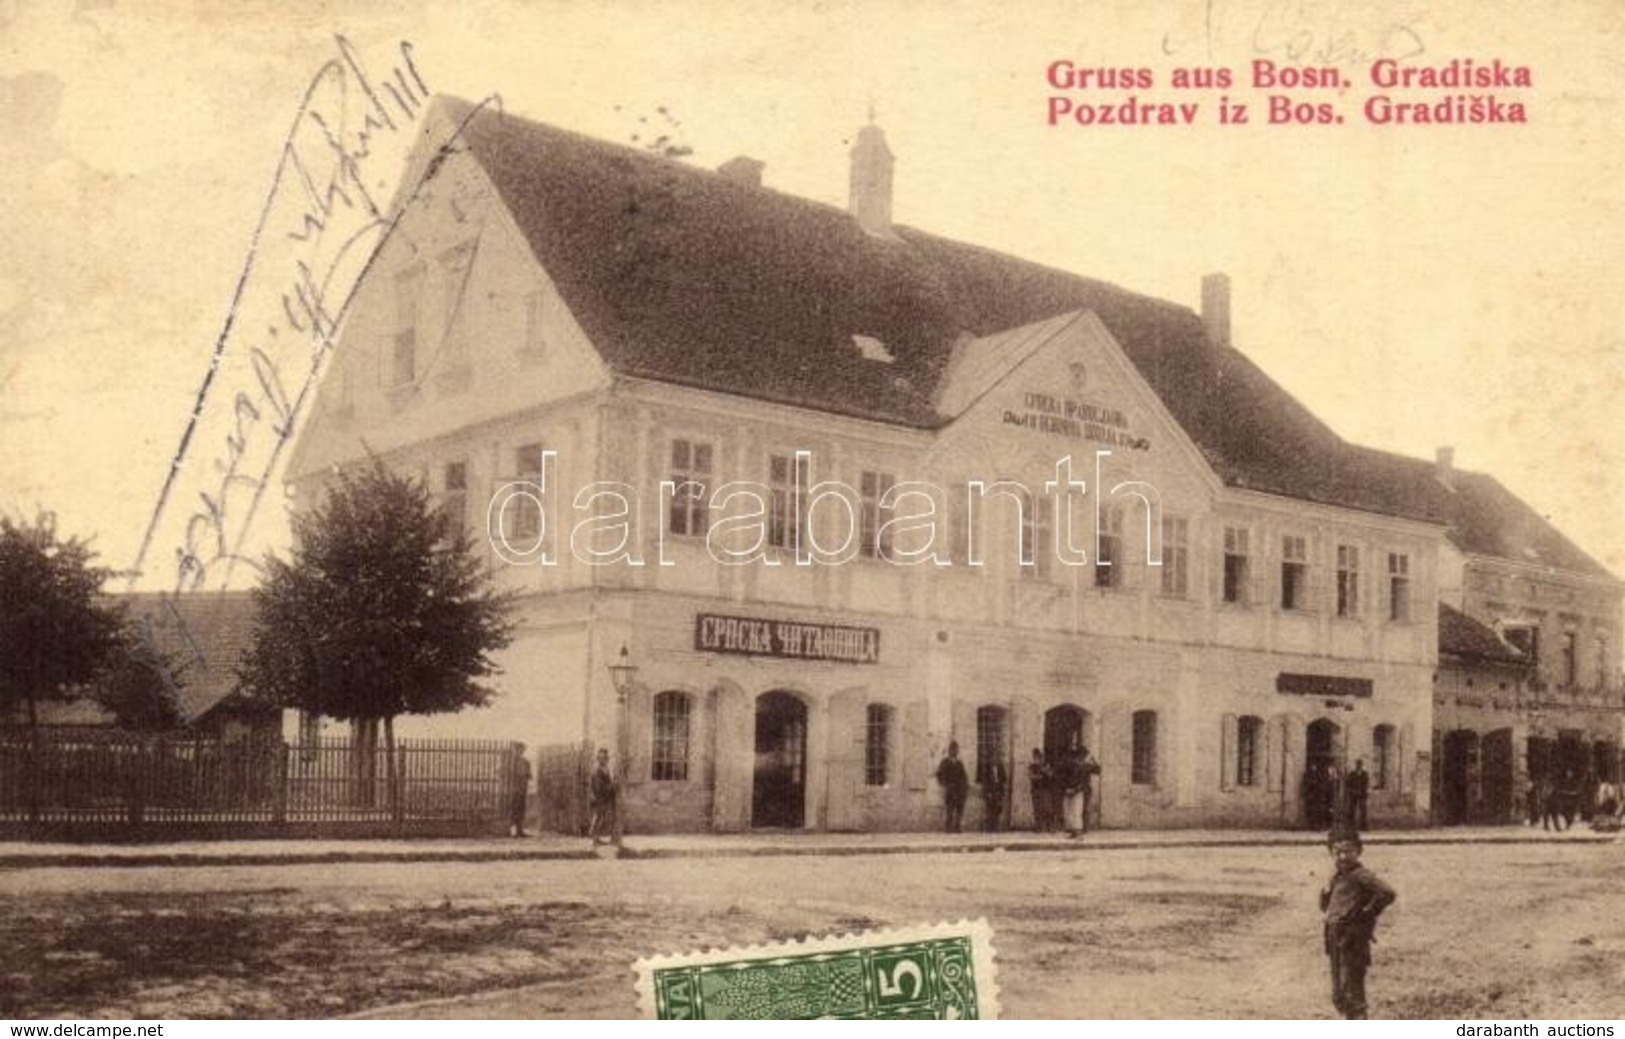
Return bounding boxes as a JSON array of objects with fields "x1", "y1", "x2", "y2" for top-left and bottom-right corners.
[
  {"x1": 391, "y1": 742, "x2": 407, "y2": 830},
  {"x1": 273, "y1": 742, "x2": 290, "y2": 827}
]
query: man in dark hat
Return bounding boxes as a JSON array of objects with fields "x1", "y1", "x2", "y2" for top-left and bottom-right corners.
[
  {"x1": 1319, "y1": 830, "x2": 1396, "y2": 1019},
  {"x1": 936, "y1": 741, "x2": 969, "y2": 833}
]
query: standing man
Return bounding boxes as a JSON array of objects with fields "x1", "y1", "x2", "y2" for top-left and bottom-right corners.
[
  {"x1": 587, "y1": 747, "x2": 619, "y2": 846},
  {"x1": 982, "y1": 755, "x2": 1009, "y2": 832},
  {"x1": 1319, "y1": 831, "x2": 1397, "y2": 1019},
  {"x1": 1077, "y1": 744, "x2": 1102, "y2": 835},
  {"x1": 1028, "y1": 749, "x2": 1052, "y2": 833},
  {"x1": 1347, "y1": 759, "x2": 1371, "y2": 831},
  {"x1": 936, "y1": 742, "x2": 969, "y2": 834},
  {"x1": 509, "y1": 743, "x2": 532, "y2": 838}
]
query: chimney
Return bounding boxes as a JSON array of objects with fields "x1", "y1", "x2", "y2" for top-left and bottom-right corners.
[
  {"x1": 717, "y1": 156, "x2": 764, "y2": 188},
  {"x1": 1201, "y1": 272, "x2": 1231, "y2": 348},
  {"x1": 848, "y1": 120, "x2": 896, "y2": 237},
  {"x1": 1436, "y1": 446, "x2": 1456, "y2": 487}
]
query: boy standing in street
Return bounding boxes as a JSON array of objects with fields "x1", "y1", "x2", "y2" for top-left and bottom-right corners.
[{"x1": 1319, "y1": 831, "x2": 1396, "y2": 1019}]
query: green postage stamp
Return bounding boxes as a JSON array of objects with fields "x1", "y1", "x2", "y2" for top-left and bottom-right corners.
[{"x1": 635, "y1": 919, "x2": 998, "y2": 1019}]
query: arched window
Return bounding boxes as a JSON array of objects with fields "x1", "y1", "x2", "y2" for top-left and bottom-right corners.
[
  {"x1": 652, "y1": 691, "x2": 691, "y2": 781},
  {"x1": 865, "y1": 704, "x2": 893, "y2": 786},
  {"x1": 1372, "y1": 724, "x2": 1396, "y2": 790}
]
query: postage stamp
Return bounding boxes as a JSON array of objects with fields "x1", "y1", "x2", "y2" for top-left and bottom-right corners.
[{"x1": 634, "y1": 919, "x2": 999, "y2": 1020}]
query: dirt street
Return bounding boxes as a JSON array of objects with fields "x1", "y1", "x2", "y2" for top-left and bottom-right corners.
[{"x1": 2, "y1": 840, "x2": 1620, "y2": 1019}]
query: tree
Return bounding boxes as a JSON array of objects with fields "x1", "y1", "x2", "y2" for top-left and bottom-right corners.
[
  {"x1": 240, "y1": 461, "x2": 515, "y2": 806},
  {"x1": 0, "y1": 512, "x2": 127, "y2": 728},
  {"x1": 92, "y1": 622, "x2": 186, "y2": 731}
]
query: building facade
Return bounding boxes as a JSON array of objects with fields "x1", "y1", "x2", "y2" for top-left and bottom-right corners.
[{"x1": 284, "y1": 97, "x2": 1616, "y2": 832}]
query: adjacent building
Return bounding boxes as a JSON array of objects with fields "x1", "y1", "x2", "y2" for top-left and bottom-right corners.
[{"x1": 283, "y1": 97, "x2": 1620, "y2": 832}]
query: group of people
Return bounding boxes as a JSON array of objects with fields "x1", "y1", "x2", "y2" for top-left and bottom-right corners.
[
  {"x1": 934, "y1": 739, "x2": 1101, "y2": 837},
  {"x1": 1530, "y1": 771, "x2": 1623, "y2": 832},
  {"x1": 508, "y1": 745, "x2": 621, "y2": 845},
  {"x1": 1302, "y1": 759, "x2": 1373, "y2": 831}
]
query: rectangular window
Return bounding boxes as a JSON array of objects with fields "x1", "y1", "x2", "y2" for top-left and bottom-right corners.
[
  {"x1": 652, "y1": 692, "x2": 691, "y2": 781},
  {"x1": 865, "y1": 704, "x2": 892, "y2": 786},
  {"x1": 1131, "y1": 710, "x2": 1157, "y2": 785},
  {"x1": 1387, "y1": 552, "x2": 1411, "y2": 622},
  {"x1": 975, "y1": 706, "x2": 1007, "y2": 785},
  {"x1": 1024, "y1": 492, "x2": 1054, "y2": 580},
  {"x1": 1095, "y1": 506, "x2": 1122, "y2": 588},
  {"x1": 1160, "y1": 517, "x2": 1189, "y2": 597},
  {"x1": 1598, "y1": 636, "x2": 1611, "y2": 690},
  {"x1": 769, "y1": 454, "x2": 809, "y2": 551},
  {"x1": 668, "y1": 439, "x2": 713, "y2": 537},
  {"x1": 860, "y1": 470, "x2": 896, "y2": 559},
  {"x1": 442, "y1": 460, "x2": 468, "y2": 538},
  {"x1": 390, "y1": 266, "x2": 423, "y2": 387},
  {"x1": 1236, "y1": 715, "x2": 1262, "y2": 787},
  {"x1": 1336, "y1": 545, "x2": 1361, "y2": 618},
  {"x1": 1562, "y1": 631, "x2": 1578, "y2": 687},
  {"x1": 1223, "y1": 527, "x2": 1250, "y2": 604},
  {"x1": 511, "y1": 443, "x2": 544, "y2": 541},
  {"x1": 1281, "y1": 535, "x2": 1308, "y2": 611}
]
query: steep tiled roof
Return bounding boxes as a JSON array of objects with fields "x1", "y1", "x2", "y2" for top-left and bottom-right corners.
[
  {"x1": 438, "y1": 99, "x2": 1616, "y2": 580},
  {"x1": 121, "y1": 591, "x2": 260, "y2": 722},
  {"x1": 1439, "y1": 602, "x2": 1527, "y2": 665}
]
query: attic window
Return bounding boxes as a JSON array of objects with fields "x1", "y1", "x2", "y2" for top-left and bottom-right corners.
[{"x1": 854, "y1": 334, "x2": 895, "y2": 364}]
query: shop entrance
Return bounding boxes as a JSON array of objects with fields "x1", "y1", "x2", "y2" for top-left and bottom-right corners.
[
  {"x1": 1303, "y1": 719, "x2": 1341, "y2": 829},
  {"x1": 752, "y1": 691, "x2": 808, "y2": 829},
  {"x1": 1439, "y1": 729, "x2": 1480, "y2": 825}
]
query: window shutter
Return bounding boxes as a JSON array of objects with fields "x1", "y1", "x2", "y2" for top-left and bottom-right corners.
[
  {"x1": 903, "y1": 700, "x2": 931, "y2": 792},
  {"x1": 1220, "y1": 713, "x2": 1238, "y2": 791},
  {"x1": 826, "y1": 688, "x2": 867, "y2": 830},
  {"x1": 1266, "y1": 716, "x2": 1286, "y2": 794},
  {"x1": 624, "y1": 684, "x2": 654, "y2": 784},
  {"x1": 1397, "y1": 722, "x2": 1412, "y2": 797}
]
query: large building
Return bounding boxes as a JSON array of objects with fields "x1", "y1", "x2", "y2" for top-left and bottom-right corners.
[{"x1": 285, "y1": 97, "x2": 1620, "y2": 833}]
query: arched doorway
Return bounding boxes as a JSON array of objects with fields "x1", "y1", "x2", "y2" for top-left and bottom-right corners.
[
  {"x1": 752, "y1": 691, "x2": 808, "y2": 829},
  {"x1": 1303, "y1": 719, "x2": 1341, "y2": 829},
  {"x1": 1043, "y1": 704, "x2": 1091, "y2": 759}
]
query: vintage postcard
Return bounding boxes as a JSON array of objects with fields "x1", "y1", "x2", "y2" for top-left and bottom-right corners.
[{"x1": 1, "y1": 0, "x2": 1621, "y2": 1022}]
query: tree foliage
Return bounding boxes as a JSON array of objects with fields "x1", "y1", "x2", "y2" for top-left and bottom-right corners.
[
  {"x1": 0, "y1": 513, "x2": 128, "y2": 726},
  {"x1": 241, "y1": 462, "x2": 515, "y2": 724},
  {"x1": 91, "y1": 623, "x2": 187, "y2": 731}
]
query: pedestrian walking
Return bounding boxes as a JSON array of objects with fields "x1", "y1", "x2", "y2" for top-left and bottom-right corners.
[
  {"x1": 587, "y1": 747, "x2": 620, "y2": 846},
  {"x1": 936, "y1": 742, "x2": 969, "y2": 833},
  {"x1": 981, "y1": 757, "x2": 1008, "y2": 832},
  {"x1": 1319, "y1": 830, "x2": 1396, "y2": 1019},
  {"x1": 509, "y1": 743, "x2": 532, "y2": 837},
  {"x1": 1028, "y1": 748, "x2": 1052, "y2": 832},
  {"x1": 1347, "y1": 759, "x2": 1370, "y2": 831}
]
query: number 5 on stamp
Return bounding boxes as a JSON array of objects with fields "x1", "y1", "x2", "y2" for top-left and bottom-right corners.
[{"x1": 635, "y1": 919, "x2": 999, "y2": 1019}]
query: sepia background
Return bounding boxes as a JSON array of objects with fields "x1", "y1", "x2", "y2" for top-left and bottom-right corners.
[{"x1": 0, "y1": 0, "x2": 1620, "y2": 587}]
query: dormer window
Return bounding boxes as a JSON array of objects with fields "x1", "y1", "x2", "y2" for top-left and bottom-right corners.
[{"x1": 853, "y1": 334, "x2": 894, "y2": 363}]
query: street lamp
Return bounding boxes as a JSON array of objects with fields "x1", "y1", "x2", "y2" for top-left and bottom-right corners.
[
  {"x1": 607, "y1": 644, "x2": 638, "y2": 787},
  {"x1": 609, "y1": 644, "x2": 638, "y2": 703}
]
